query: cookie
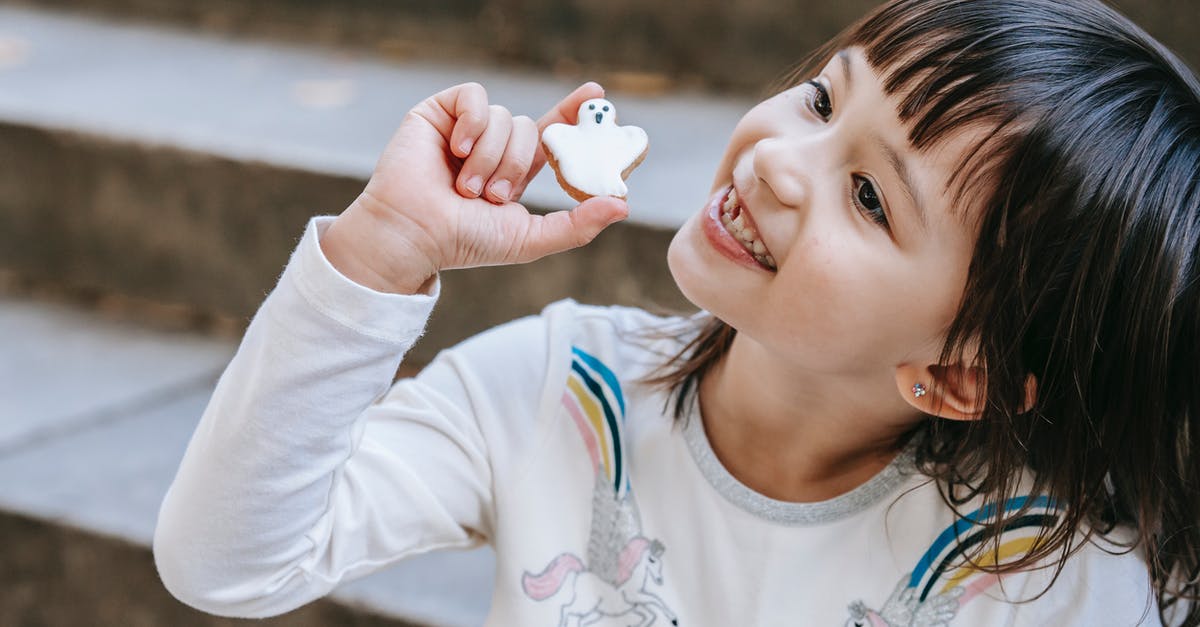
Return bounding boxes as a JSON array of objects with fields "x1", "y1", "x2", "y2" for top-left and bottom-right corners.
[{"x1": 541, "y1": 98, "x2": 649, "y2": 202}]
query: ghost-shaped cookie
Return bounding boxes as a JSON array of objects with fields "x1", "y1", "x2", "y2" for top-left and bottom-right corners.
[{"x1": 541, "y1": 98, "x2": 649, "y2": 202}]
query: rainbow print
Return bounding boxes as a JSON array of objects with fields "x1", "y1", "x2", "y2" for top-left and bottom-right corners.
[
  {"x1": 560, "y1": 346, "x2": 630, "y2": 497},
  {"x1": 846, "y1": 494, "x2": 1062, "y2": 625},
  {"x1": 909, "y1": 495, "x2": 1060, "y2": 604}
]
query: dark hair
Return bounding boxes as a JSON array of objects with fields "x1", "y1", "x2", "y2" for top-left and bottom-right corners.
[{"x1": 644, "y1": 0, "x2": 1200, "y2": 622}]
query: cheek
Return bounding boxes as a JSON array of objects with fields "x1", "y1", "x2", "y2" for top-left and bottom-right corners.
[{"x1": 763, "y1": 235, "x2": 937, "y2": 364}]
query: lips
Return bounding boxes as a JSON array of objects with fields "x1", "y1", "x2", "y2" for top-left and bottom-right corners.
[
  {"x1": 718, "y1": 186, "x2": 777, "y2": 271},
  {"x1": 702, "y1": 185, "x2": 777, "y2": 273}
]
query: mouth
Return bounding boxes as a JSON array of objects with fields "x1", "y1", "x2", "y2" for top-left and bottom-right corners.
[{"x1": 717, "y1": 185, "x2": 777, "y2": 271}]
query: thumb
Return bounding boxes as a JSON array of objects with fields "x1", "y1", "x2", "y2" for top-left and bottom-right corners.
[{"x1": 512, "y1": 196, "x2": 629, "y2": 263}]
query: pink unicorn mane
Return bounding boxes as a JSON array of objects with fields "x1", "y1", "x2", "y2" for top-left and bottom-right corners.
[
  {"x1": 616, "y1": 537, "x2": 652, "y2": 584},
  {"x1": 522, "y1": 553, "x2": 585, "y2": 601}
]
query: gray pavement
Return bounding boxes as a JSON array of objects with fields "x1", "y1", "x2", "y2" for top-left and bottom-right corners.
[
  {"x1": 0, "y1": 4, "x2": 754, "y2": 229},
  {"x1": 0, "y1": 295, "x2": 493, "y2": 626}
]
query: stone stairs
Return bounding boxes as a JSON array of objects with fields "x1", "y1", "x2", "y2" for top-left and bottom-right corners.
[
  {"x1": 0, "y1": 4, "x2": 749, "y2": 625},
  {"x1": 0, "y1": 3, "x2": 755, "y2": 363}
]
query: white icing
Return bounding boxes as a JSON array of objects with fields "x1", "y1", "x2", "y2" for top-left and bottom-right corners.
[{"x1": 542, "y1": 98, "x2": 649, "y2": 198}]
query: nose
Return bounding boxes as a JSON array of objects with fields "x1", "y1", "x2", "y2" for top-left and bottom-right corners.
[{"x1": 752, "y1": 137, "x2": 810, "y2": 210}]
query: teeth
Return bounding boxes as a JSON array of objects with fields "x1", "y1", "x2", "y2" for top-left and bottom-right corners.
[
  {"x1": 723, "y1": 194, "x2": 737, "y2": 214},
  {"x1": 720, "y1": 186, "x2": 776, "y2": 270}
]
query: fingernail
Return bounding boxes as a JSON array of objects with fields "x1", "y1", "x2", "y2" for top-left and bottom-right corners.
[
  {"x1": 489, "y1": 180, "x2": 511, "y2": 202},
  {"x1": 465, "y1": 175, "x2": 483, "y2": 196},
  {"x1": 459, "y1": 138, "x2": 474, "y2": 155}
]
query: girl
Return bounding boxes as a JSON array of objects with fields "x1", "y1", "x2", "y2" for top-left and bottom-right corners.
[{"x1": 154, "y1": 0, "x2": 1200, "y2": 624}]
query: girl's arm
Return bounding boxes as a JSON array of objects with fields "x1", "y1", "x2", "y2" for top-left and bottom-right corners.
[
  {"x1": 153, "y1": 82, "x2": 623, "y2": 617},
  {"x1": 155, "y1": 216, "x2": 454, "y2": 617}
]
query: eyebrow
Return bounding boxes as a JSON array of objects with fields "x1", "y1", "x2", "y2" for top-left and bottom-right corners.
[
  {"x1": 836, "y1": 49, "x2": 928, "y2": 230},
  {"x1": 838, "y1": 49, "x2": 853, "y2": 87},
  {"x1": 877, "y1": 139, "x2": 927, "y2": 229}
]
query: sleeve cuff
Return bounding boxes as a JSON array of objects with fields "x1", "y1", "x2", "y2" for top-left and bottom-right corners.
[{"x1": 283, "y1": 216, "x2": 441, "y2": 344}]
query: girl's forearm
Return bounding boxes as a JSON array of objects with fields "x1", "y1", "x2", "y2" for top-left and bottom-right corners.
[{"x1": 153, "y1": 217, "x2": 439, "y2": 617}]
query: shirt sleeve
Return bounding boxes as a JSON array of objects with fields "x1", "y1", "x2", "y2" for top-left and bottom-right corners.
[{"x1": 152, "y1": 216, "x2": 557, "y2": 618}]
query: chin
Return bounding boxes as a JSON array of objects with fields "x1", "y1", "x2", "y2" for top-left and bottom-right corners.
[
  {"x1": 667, "y1": 214, "x2": 736, "y2": 321},
  {"x1": 667, "y1": 221, "x2": 704, "y2": 311}
]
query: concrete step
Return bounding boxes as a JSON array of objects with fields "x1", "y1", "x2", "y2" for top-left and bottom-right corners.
[
  {"x1": 3, "y1": 0, "x2": 1193, "y2": 100},
  {"x1": 0, "y1": 293, "x2": 493, "y2": 626},
  {"x1": 0, "y1": 11, "x2": 748, "y2": 621},
  {"x1": 0, "y1": 4, "x2": 752, "y2": 363},
  {"x1": 0, "y1": 0, "x2": 835, "y2": 94}
]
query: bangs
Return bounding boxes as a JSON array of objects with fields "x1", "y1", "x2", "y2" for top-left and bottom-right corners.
[
  {"x1": 846, "y1": 0, "x2": 1071, "y2": 210},
  {"x1": 849, "y1": 0, "x2": 1039, "y2": 153},
  {"x1": 777, "y1": 0, "x2": 1183, "y2": 214}
]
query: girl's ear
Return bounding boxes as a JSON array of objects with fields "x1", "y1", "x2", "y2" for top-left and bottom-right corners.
[{"x1": 893, "y1": 364, "x2": 1038, "y2": 421}]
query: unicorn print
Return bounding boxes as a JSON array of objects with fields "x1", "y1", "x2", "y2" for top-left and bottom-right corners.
[
  {"x1": 523, "y1": 536, "x2": 677, "y2": 627},
  {"x1": 521, "y1": 347, "x2": 681, "y2": 626}
]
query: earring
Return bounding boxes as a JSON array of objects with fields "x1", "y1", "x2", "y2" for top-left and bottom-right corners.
[{"x1": 912, "y1": 383, "x2": 927, "y2": 399}]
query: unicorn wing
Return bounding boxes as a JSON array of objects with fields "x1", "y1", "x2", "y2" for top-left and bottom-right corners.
[
  {"x1": 878, "y1": 578, "x2": 920, "y2": 626},
  {"x1": 911, "y1": 586, "x2": 964, "y2": 627},
  {"x1": 585, "y1": 473, "x2": 643, "y2": 585}
]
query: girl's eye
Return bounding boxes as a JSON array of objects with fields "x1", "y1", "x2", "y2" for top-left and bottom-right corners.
[
  {"x1": 805, "y1": 80, "x2": 833, "y2": 121},
  {"x1": 852, "y1": 175, "x2": 889, "y2": 228}
]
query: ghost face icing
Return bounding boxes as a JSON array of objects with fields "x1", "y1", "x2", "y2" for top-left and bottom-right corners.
[{"x1": 542, "y1": 98, "x2": 649, "y2": 201}]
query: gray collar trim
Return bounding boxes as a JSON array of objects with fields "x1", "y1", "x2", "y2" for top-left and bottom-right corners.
[{"x1": 681, "y1": 402, "x2": 918, "y2": 526}]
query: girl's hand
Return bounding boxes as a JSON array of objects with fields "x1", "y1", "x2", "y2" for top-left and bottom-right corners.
[{"x1": 321, "y1": 82, "x2": 630, "y2": 295}]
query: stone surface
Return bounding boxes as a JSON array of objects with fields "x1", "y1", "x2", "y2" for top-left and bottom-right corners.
[
  {"x1": 0, "y1": 385, "x2": 218, "y2": 543},
  {"x1": 0, "y1": 5, "x2": 703, "y2": 363},
  {"x1": 0, "y1": 119, "x2": 693, "y2": 364},
  {"x1": 0, "y1": 295, "x2": 496, "y2": 625},
  {"x1": 0, "y1": 4, "x2": 751, "y2": 228},
  {"x1": 2, "y1": 0, "x2": 1194, "y2": 96},
  {"x1": 0, "y1": 295, "x2": 233, "y2": 451},
  {"x1": 0, "y1": 511, "x2": 423, "y2": 626}
]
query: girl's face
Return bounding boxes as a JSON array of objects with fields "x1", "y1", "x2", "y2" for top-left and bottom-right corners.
[{"x1": 668, "y1": 47, "x2": 986, "y2": 376}]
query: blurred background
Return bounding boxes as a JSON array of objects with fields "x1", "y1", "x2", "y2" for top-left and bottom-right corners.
[{"x1": 0, "y1": 1, "x2": 1194, "y2": 625}]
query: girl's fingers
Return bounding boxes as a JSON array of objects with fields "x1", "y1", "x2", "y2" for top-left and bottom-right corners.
[
  {"x1": 536, "y1": 82, "x2": 606, "y2": 132},
  {"x1": 457, "y1": 104, "x2": 513, "y2": 198},
  {"x1": 486, "y1": 115, "x2": 539, "y2": 203},
  {"x1": 428, "y1": 82, "x2": 488, "y2": 158},
  {"x1": 509, "y1": 196, "x2": 629, "y2": 263},
  {"x1": 521, "y1": 82, "x2": 606, "y2": 187}
]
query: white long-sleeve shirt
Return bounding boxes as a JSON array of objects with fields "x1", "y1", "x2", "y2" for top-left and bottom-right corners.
[{"x1": 154, "y1": 216, "x2": 1161, "y2": 626}]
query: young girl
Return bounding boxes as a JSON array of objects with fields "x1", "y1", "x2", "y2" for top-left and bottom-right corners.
[{"x1": 153, "y1": 0, "x2": 1200, "y2": 624}]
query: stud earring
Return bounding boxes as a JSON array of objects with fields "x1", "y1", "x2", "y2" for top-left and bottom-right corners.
[{"x1": 912, "y1": 383, "x2": 927, "y2": 399}]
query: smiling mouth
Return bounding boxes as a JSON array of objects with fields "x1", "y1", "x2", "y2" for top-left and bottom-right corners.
[{"x1": 719, "y1": 186, "x2": 777, "y2": 271}]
